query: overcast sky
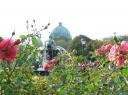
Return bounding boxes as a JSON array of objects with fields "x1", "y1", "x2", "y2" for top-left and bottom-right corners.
[{"x1": 0, "y1": 0, "x2": 128, "y2": 41}]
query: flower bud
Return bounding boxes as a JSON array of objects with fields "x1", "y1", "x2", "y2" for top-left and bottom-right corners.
[
  {"x1": 48, "y1": 22, "x2": 50, "y2": 26},
  {"x1": 14, "y1": 39, "x2": 21, "y2": 45},
  {"x1": 26, "y1": 20, "x2": 28, "y2": 23},
  {"x1": 33, "y1": 19, "x2": 35, "y2": 23},
  {"x1": 44, "y1": 26, "x2": 47, "y2": 29},
  {"x1": 31, "y1": 25, "x2": 33, "y2": 28},
  {"x1": 12, "y1": 31, "x2": 15, "y2": 36}
]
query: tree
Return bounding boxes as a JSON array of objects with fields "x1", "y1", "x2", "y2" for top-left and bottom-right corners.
[
  {"x1": 118, "y1": 35, "x2": 128, "y2": 41},
  {"x1": 69, "y1": 35, "x2": 91, "y2": 55},
  {"x1": 102, "y1": 35, "x2": 128, "y2": 44},
  {"x1": 54, "y1": 36, "x2": 72, "y2": 50},
  {"x1": 69, "y1": 35, "x2": 103, "y2": 61}
]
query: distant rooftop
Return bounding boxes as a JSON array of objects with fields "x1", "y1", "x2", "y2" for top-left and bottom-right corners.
[{"x1": 50, "y1": 22, "x2": 72, "y2": 39}]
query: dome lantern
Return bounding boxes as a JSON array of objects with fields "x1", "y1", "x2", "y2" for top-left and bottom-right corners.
[
  {"x1": 50, "y1": 22, "x2": 72, "y2": 39},
  {"x1": 59, "y1": 22, "x2": 62, "y2": 26}
]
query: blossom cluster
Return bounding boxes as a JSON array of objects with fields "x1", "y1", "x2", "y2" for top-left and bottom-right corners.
[
  {"x1": 0, "y1": 37, "x2": 20, "y2": 62},
  {"x1": 42, "y1": 58, "x2": 57, "y2": 70},
  {"x1": 96, "y1": 41, "x2": 128, "y2": 66}
]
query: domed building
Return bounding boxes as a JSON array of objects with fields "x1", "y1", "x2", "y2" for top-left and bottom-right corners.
[
  {"x1": 50, "y1": 22, "x2": 72, "y2": 50},
  {"x1": 50, "y1": 22, "x2": 72, "y2": 39}
]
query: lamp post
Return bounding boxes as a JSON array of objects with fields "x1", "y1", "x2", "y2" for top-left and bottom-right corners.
[{"x1": 81, "y1": 38, "x2": 86, "y2": 55}]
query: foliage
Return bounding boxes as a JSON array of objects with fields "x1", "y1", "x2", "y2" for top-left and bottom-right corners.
[
  {"x1": 0, "y1": 20, "x2": 49, "y2": 94},
  {"x1": 1, "y1": 38, "x2": 128, "y2": 94},
  {"x1": 30, "y1": 52, "x2": 128, "y2": 95},
  {"x1": 118, "y1": 35, "x2": 128, "y2": 41},
  {"x1": 30, "y1": 35, "x2": 128, "y2": 95},
  {"x1": 54, "y1": 36, "x2": 72, "y2": 50},
  {"x1": 0, "y1": 37, "x2": 40, "y2": 94},
  {"x1": 1, "y1": 21, "x2": 128, "y2": 94},
  {"x1": 69, "y1": 35, "x2": 103, "y2": 61},
  {"x1": 103, "y1": 35, "x2": 128, "y2": 44},
  {"x1": 69, "y1": 35, "x2": 91, "y2": 55}
]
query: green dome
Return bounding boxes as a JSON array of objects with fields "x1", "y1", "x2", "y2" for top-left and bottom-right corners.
[{"x1": 50, "y1": 22, "x2": 72, "y2": 39}]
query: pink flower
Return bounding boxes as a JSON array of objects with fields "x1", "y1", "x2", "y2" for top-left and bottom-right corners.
[
  {"x1": 96, "y1": 48, "x2": 104, "y2": 54},
  {"x1": 96, "y1": 41, "x2": 128, "y2": 66},
  {"x1": 96, "y1": 44, "x2": 113, "y2": 54},
  {"x1": 120, "y1": 41, "x2": 128, "y2": 54},
  {"x1": 116, "y1": 56, "x2": 125, "y2": 66},
  {"x1": 108, "y1": 52, "x2": 116, "y2": 61},
  {"x1": 108, "y1": 44, "x2": 125, "y2": 65},
  {"x1": 0, "y1": 38, "x2": 18, "y2": 62},
  {"x1": 120, "y1": 41, "x2": 128, "y2": 48},
  {"x1": 104, "y1": 44, "x2": 113, "y2": 50},
  {"x1": 109, "y1": 44, "x2": 119, "y2": 54},
  {"x1": 108, "y1": 45, "x2": 119, "y2": 61}
]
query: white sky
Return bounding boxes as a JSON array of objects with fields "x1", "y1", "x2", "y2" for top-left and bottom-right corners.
[{"x1": 0, "y1": 0, "x2": 128, "y2": 42}]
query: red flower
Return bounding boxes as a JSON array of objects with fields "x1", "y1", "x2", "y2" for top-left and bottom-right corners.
[
  {"x1": 42, "y1": 63, "x2": 51, "y2": 70},
  {"x1": 0, "y1": 38, "x2": 18, "y2": 62},
  {"x1": 50, "y1": 58, "x2": 57, "y2": 65}
]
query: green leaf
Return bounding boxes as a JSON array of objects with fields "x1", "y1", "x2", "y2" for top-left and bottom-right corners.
[
  {"x1": 20, "y1": 35, "x2": 27, "y2": 39},
  {"x1": 32, "y1": 36, "x2": 38, "y2": 46},
  {"x1": 57, "y1": 87, "x2": 66, "y2": 95},
  {"x1": 121, "y1": 67, "x2": 128, "y2": 77},
  {"x1": 27, "y1": 34, "x2": 33, "y2": 37},
  {"x1": 93, "y1": 76, "x2": 100, "y2": 83},
  {"x1": 86, "y1": 84, "x2": 95, "y2": 92}
]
